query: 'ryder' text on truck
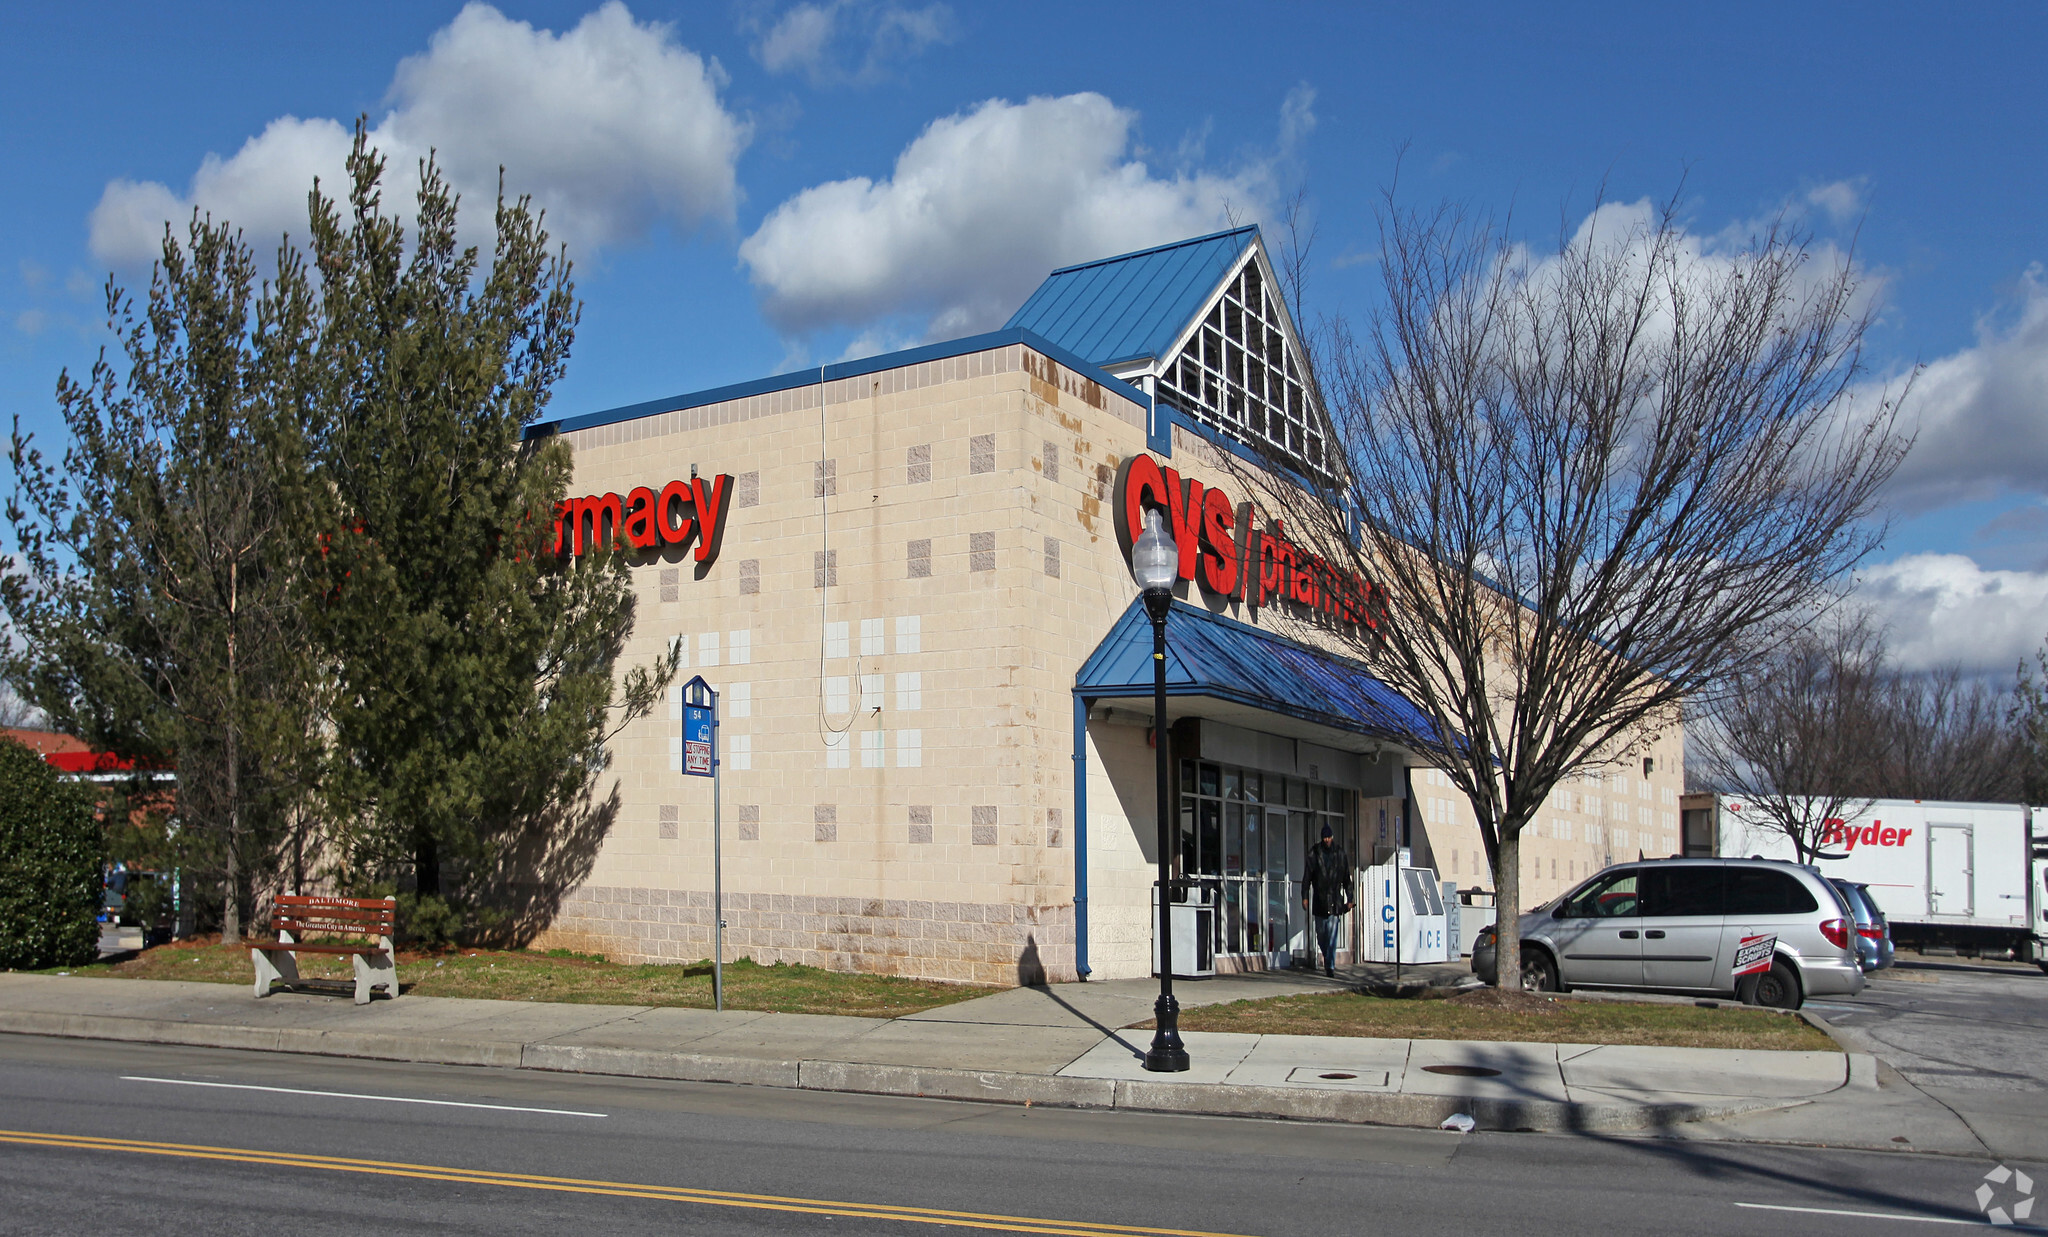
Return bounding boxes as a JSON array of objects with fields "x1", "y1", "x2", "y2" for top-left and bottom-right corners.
[{"x1": 1711, "y1": 795, "x2": 2048, "y2": 971}]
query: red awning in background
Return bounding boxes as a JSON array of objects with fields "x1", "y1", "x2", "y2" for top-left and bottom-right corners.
[
  {"x1": 3, "y1": 728, "x2": 167, "y2": 778},
  {"x1": 45, "y1": 750, "x2": 147, "y2": 775}
]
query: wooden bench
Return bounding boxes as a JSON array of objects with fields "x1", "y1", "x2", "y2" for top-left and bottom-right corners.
[{"x1": 250, "y1": 895, "x2": 400, "y2": 1005}]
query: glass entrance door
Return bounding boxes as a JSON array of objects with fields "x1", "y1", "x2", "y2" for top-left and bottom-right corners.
[{"x1": 1182, "y1": 759, "x2": 1353, "y2": 968}]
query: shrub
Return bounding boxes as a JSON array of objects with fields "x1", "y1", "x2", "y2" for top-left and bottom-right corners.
[
  {"x1": 0, "y1": 737, "x2": 105, "y2": 969},
  {"x1": 396, "y1": 892, "x2": 461, "y2": 949}
]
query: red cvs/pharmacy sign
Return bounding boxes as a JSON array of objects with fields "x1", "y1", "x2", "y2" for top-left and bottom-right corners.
[
  {"x1": 555, "y1": 475, "x2": 733, "y2": 564},
  {"x1": 1112, "y1": 452, "x2": 1381, "y2": 630}
]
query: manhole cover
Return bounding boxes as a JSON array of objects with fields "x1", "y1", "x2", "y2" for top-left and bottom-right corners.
[
  {"x1": 1422, "y1": 1064, "x2": 1503, "y2": 1077},
  {"x1": 1318, "y1": 1072, "x2": 1358, "y2": 1080}
]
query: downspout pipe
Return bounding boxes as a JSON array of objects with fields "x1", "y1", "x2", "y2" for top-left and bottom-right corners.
[{"x1": 1073, "y1": 692, "x2": 1092, "y2": 979}]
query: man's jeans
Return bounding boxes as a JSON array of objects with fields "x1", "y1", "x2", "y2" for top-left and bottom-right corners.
[{"x1": 1313, "y1": 913, "x2": 1343, "y2": 974}]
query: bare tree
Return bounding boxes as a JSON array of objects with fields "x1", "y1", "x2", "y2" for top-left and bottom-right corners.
[
  {"x1": 1693, "y1": 617, "x2": 1889, "y2": 861},
  {"x1": 1872, "y1": 666, "x2": 2023, "y2": 803},
  {"x1": 0, "y1": 680, "x2": 40, "y2": 729},
  {"x1": 2017, "y1": 637, "x2": 2048, "y2": 806},
  {"x1": 1697, "y1": 619, "x2": 2025, "y2": 836},
  {"x1": 1235, "y1": 192, "x2": 1909, "y2": 990}
]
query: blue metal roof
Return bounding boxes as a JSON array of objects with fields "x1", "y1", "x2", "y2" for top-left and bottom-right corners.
[
  {"x1": 523, "y1": 327, "x2": 1148, "y2": 440},
  {"x1": 1003, "y1": 227, "x2": 1257, "y2": 369},
  {"x1": 1074, "y1": 597, "x2": 1449, "y2": 752}
]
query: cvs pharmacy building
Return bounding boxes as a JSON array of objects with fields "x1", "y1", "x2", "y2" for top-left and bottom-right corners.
[{"x1": 532, "y1": 226, "x2": 1684, "y2": 985}]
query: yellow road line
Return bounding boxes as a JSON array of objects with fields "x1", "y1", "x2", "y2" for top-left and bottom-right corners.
[{"x1": 0, "y1": 1128, "x2": 1260, "y2": 1237}]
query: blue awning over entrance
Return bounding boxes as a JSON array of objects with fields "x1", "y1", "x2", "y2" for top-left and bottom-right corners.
[{"x1": 1074, "y1": 598, "x2": 1448, "y2": 754}]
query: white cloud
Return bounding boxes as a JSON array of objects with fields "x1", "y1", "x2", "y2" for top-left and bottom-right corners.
[
  {"x1": 738, "y1": 91, "x2": 1284, "y2": 338},
  {"x1": 1882, "y1": 265, "x2": 2048, "y2": 512},
  {"x1": 1805, "y1": 178, "x2": 1866, "y2": 226},
  {"x1": 756, "y1": 4, "x2": 838, "y2": 77},
  {"x1": 1278, "y1": 83, "x2": 1317, "y2": 155},
  {"x1": 1486, "y1": 198, "x2": 1874, "y2": 437},
  {"x1": 93, "y1": 117, "x2": 354, "y2": 266},
  {"x1": 88, "y1": 3, "x2": 748, "y2": 267},
  {"x1": 1524, "y1": 197, "x2": 1866, "y2": 322},
  {"x1": 751, "y1": 1, "x2": 952, "y2": 86},
  {"x1": 837, "y1": 325, "x2": 920, "y2": 361},
  {"x1": 1854, "y1": 552, "x2": 2048, "y2": 674}
]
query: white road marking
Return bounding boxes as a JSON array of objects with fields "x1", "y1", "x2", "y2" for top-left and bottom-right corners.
[
  {"x1": 1735, "y1": 1202, "x2": 2025, "y2": 1227},
  {"x1": 121, "y1": 1076, "x2": 606, "y2": 1118}
]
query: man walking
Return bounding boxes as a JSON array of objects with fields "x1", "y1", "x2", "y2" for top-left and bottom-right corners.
[{"x1": 1302, "y1": 824, "x2": 1352, "y2": 978}]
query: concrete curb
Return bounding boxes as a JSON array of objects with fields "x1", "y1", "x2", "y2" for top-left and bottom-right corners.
[
  {"x1": 1109, "y1": 1078, "x2": 1785, "y2": 1131},
  {"x1": 796, "y1": 1061, "x2": 1118, "y2": 1109},
  {"x1": 1793, "y1": 1008, "x2": 1880, "y2": 1090},
  {"x1": 522, "y1": 1044, "x2": 800, "y2": 1088},
  {"x1": 0, "y1": 1008, "x2": 1807, "y2": 1134},
  {"x1": 1795, "y1": 1007, "x2": 1841, "y2": 1043}
]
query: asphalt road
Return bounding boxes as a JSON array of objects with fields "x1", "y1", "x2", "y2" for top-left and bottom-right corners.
[
  {"x1": 0, "y1": 1034, "x2": 2037, "y2": 1236},
  {"x1": 1806, "y1": 955, "x2": 2048, "y2": 1161}
]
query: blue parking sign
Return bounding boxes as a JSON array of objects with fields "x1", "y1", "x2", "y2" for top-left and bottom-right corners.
[{"x1": 683, "y1": 702, "x2": 714, "y2": 776}]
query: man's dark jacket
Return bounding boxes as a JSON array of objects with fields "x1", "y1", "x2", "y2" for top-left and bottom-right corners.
[{"x1": 1303, "y1": 842, "x2": 1352, "y2": 917}]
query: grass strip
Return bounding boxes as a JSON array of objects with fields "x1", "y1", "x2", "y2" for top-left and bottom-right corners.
[
  {"x1": 1152, "y1": 988, "x2": 1837, "y2": 1051},
  {"x1": 44, "y1": 938, "x2": 991, "y2": 1020}
]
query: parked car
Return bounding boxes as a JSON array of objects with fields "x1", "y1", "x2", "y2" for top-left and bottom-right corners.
[
  {"x1": 101, "y1": 864, "x2": 175, "y2": 943},
  {"x1": 1830, "y1": 878, "x2": 1895, "y2": 971},
  {"x1": 1472, "y1": 858, "x2": 1866, "y2": 1008}
]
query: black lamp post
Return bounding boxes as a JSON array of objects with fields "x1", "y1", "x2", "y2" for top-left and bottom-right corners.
[{"x1": 1131, "y1": 508, "x2": 1190, "y2": 1072}]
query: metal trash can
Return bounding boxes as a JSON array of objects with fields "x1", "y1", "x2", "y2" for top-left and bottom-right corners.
[{"x1": 1152, "y1": 884, "x2": 1216, "y2": 977}]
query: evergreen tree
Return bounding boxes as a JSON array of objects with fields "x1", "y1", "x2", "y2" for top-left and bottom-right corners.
[
  {"x1": 299, "y1": 129, "x2": 674, "y2": 940},
  {"x1": 7, "y1": 124, "x2": 670, "y2": 948},
  {"x1": 4, "y1": 216, "x2": 318, "y2": 942}
]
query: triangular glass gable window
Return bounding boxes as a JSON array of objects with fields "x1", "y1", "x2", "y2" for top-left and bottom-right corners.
[{"x1": 1154, "y1": 257, "x2": 1326, "y2": 474}]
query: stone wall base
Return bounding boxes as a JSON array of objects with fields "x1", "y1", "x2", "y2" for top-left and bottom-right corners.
[{"x1": 533, "y1": 887, "x2": 1077, "y2": 988}]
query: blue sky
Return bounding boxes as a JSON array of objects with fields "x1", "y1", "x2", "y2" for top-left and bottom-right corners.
[{"x1": 4, "y1": 2, "x2": 2046, "y2": 675}]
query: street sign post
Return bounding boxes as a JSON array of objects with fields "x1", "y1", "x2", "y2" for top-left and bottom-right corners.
[{"x1": 681, "y1": 675, "x2": 722, "y2": 1011}]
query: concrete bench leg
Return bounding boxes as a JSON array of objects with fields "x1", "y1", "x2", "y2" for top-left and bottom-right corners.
[
  {"x1": 251, "y1": 948, "x2": 300, "y2": 997},
  {"x1": 353, "y1": 950, "x2": 399, "y2": 1004}
]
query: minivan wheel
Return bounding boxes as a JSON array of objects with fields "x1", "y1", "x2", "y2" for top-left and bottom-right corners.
[
  {"x1": 1521, "y1": 951, "x2": 1561, "y2": 993},
  {"x1": 1739, "y1": 959, "x2": 1803, "y2": 1010}
]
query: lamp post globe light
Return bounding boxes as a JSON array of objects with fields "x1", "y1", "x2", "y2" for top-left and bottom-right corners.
[{"x1": 1132, "y1": 508, "x2": 1190, "y2": 1072}]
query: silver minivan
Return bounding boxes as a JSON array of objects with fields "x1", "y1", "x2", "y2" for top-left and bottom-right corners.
[{"x1": 1473, "y1": 858, "x2": 1866, "y2": 1008}]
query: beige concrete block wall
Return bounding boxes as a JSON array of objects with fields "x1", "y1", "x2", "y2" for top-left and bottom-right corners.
[
  {"x1": 1414, "y1": 727, "x2": 1689, "y2": 905},
  {"x1": 1079, "y1": 720, "x2": 1163, "y2": 980},
  {"x1": 531, "y1": 338, "x2": 1686, "y2": 985},
  {"x1": 532, "y1": 344, "x2": 1141, "y2": 985}
]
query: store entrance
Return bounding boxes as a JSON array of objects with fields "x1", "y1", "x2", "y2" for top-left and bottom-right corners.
[{"x1": 1179, "y1": 759, "x2": 1356, "y2": 970}]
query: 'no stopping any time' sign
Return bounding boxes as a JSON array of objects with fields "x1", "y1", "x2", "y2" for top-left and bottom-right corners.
[{"x1": 683, "y1": 698, "x2": 714, "y2": 777}]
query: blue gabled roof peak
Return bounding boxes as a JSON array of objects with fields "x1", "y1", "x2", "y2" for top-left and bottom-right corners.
[
  {"x1": 1003, "y1": 226, "x2": 1259, "y2": 370},
  {"x1": 1042, "y1": 225, "x2": 1257, "y2": 279}
]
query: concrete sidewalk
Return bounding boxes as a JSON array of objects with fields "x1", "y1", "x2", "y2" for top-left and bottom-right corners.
[{"x1": 0, "y1": 969, "x2": 1876, "y2": 1136}]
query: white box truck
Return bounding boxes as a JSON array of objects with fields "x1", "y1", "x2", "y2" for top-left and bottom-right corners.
[{"x1": 1712, "y1": 795, "x2": 2048, "y2": 969}]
